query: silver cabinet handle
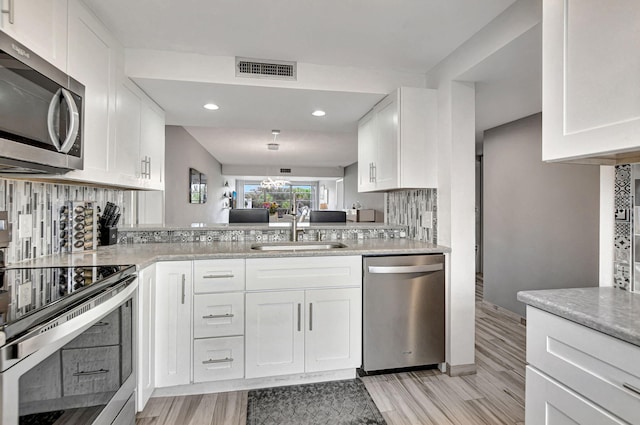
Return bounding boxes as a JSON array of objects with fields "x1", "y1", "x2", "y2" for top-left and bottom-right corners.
[
  {"x1": 181, "y1": 274, "x2": 186, "y2": 304},
  {"x1": 623, "y1": 383, "x2": 640, "y2": 397},
  {"x1": 309, "y1": 303, "x2": 313, "y2": 331},
  {"x1": 1, "y1": 0, "x2": 14, "y2": 24},
  {"x1": 297, "y1": 303, "x2": 301, "y2": 332},
  {"x1": 73, "y1": 369, "x2": 109, "y2": 377},
  {"x1": 92, "y1": 321, "x2": 110, "y2": 327},
  {"x1": 203, "y1": 274, "x2": 234, "y2": 279},
  {"x1": 202, "y1": 357, "x2": 233, "y2": 365},
  {"x1": 147, "y1": 156, "x2": 151, "y2": 179},
  {"x1": 367, "y1": 264, "x2": 443, "y2": 274},
  {"x1": 202, "y1": 313, "x2": 234, "y2": 319},
  {"x1": 372, "y1": 163, "x2": 376, "y2": 182},
  {"x1": 141, "y1": 158, "x2": 146, "y2": 177}
]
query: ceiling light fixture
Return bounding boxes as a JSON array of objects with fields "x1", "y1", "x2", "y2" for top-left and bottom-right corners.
[
  {"x1": 312, "y1": 110, "x2": 326, "y2": 117},
  {"x1": 267, "y1": 143, "x2": 279, "y2": 150},
  {"x1": 203, "y1": 103, "x2": 219, "y2": 110},
  {"x1": 272, "y1": 129, "x2": 280, "y2": 135}
]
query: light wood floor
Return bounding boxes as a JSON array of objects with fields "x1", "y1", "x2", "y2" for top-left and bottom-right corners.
[{"x1": 136, "y1": 276, "x2": 526, "y2": 425}]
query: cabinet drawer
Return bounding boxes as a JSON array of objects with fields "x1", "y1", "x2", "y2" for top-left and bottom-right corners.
[
  {"x1": 193, "y1": 336, "x2": 244, "y2": 383},
  {"x1": 62, "y1": 346, "x2": 120, "y2": 396},
  {"x1": 194, "y1": 293, "x2": 244, "y2": 338},
  {"x1": 246, "y1": 256, "x2": 362, "y2": 290},
  {"x1": 527, "y1": 307, "x2": 640, "y2": 424},
  {"x1": 194, "y1": 259, "x2": 245, "y2": 293},
  {"x1": 526, "y1": 366, "x2": 626, "y2": 424},
  {"x1": 65, "y1": 309, "x2": 120, "y2": 348}
]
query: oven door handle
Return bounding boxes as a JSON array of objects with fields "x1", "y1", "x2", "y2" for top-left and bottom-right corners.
[{"x1": 9, "y1": 276, "x2": 136, "y2": 361}]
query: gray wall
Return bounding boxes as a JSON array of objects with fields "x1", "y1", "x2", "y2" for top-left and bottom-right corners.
[
  {"x1": 483, "y1": 114, "x2": 600, "y2": 317},
  {"x1": 343, "y1": 163, "x2": 385, "y2": 220},
  {"x1": 165, "y1": 126, "x2": 226, "y2": 225}
]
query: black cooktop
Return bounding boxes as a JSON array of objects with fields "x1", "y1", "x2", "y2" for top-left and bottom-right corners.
[{"x1": 0, "y1": 264, "x2": 135, "y2": 342}]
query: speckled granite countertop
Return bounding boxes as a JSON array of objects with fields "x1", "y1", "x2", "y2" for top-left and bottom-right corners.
[
  {"x1": 517, "y1": 287, "x2": 640, "y2": 347},
  {"x1": 119, "y1": 223, "x2": 406, "y2": 231},
  {"x1": 9, "y1": 239, "x2": 450, "y2": 270}
]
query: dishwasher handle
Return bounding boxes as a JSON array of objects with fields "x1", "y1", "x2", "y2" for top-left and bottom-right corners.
[{"x1": 367, "y1": 263, "x2": 443, "y2": 274}]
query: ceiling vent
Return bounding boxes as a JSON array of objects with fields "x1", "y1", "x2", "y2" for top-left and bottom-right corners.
[
  {"x1": 236, "y1": 57, "x2": 297, "y2": 80},
  {"x1": 280, "y1": 168, "x2": 292, "y2": 174}
]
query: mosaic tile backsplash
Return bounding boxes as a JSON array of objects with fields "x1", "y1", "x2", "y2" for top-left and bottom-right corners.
[
  {"x1": 614, "y1": 164, "x2": 632, "y2": 290},
  {"x1": 117, "y1": 226, "x2": 406, "y2": 244},
  {"x1": 0, "y1": 178, "x2": 125, "y2": 264},
  {"x1": 386, "y1": 189, "x2": 437, "y2": 244}
]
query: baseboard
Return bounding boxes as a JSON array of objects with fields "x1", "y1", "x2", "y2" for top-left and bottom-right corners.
[
  {"x1": 151, "y1": 369, "x2": 356, "y2": 398},
  {"x1": 481, "y1": 300, "x2": 526, "y2": 325},
  {"x1": 446, "y1": 363, "x2": 477, "y2": 377}
]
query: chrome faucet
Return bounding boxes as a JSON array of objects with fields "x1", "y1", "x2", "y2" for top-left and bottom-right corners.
[{"x1": 284, "y1": 190, "x2": 304, "y2": 241}]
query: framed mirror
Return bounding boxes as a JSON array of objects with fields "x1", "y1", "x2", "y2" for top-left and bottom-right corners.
[{"x1": 189, "y1": 168, "x2": 208, "y2": 204}]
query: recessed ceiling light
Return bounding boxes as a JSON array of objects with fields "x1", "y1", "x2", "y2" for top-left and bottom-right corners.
[
  {"x1": 312, "y1": 110, "x2": 326, "y2": 117},
  {"x1": 203, "y1": 103, "x2": 219, "y2": 110}
]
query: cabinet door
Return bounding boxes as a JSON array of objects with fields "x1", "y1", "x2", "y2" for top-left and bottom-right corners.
[
  {"x1": 526, "y1": 366, "x2": 626, "y2": 425},
  {"x1": 66, "y1": 0, "x2": 117, "y2": 178},
  {"x1": 155, "y1": 261, "x2": 192, "y2": 387},
  {"x1": 357, "y1": 110, "x2": 376, "y2": 192},
  {"x1": 542, "y1": 0, "x2": 640, "y2": 162},
  {"x1": 113, "y1": 80, "x2": 142, "y2": 180},
  {"x1": 140, "y1": 100, "x2": 165, "y2": 189},
  {"x1": 137, "y1": 264, "x2": 156, "y2": 411},
  {"x1": 305, "y1": 288, "x2": 361, "y2": 372},
  {"x1": 374, "y1": 93, "x2": 399, "y2": 190},
  {"x1": 0, "y1": 0, "x2": 67, "y2": 71},
  {"x1": 245, "y1": 291, "x2": 305, "y2": 378}
]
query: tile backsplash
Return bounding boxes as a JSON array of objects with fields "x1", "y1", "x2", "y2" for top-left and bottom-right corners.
[
  {"x1": 614, "y1": 164, "x2": 632, "y2": 290},
  {"x1": 386, "y1": 189, "x2": 437, "y2": 244},
  {"x1": 0, "y1": 178, "x2": 125, "y2": 264}
]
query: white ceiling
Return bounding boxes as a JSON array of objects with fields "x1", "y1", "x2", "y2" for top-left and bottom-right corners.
[{"x1": 82, "y1": 0, "x2": 539, "y2": 170}]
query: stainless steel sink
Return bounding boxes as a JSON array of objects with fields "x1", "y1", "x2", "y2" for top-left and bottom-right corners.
[{"x1": 250, "y1": 242, "x2": 348, "y2": 251}]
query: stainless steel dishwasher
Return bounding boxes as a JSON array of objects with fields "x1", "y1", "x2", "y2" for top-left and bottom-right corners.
[{"x1": 363, "y1": 254, "x2": 445, "y2": 372}]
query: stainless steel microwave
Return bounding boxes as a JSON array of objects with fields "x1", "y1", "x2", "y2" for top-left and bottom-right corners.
[{"x1": 0, "y1": 31, "x2": 84, "y2": 174}]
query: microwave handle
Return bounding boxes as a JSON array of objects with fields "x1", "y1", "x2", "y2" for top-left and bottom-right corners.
[{"x1": 47, "y1": 88, "x2": 80, "y2": 154}]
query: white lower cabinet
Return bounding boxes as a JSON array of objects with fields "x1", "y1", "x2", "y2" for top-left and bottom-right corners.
[
  {"x1": 525, "y1": 306, "x2": 640, "y2": 424},
  {"x1": 245, "y1": 291, "x2": 306, "y2": 378},
  {"x1": 245, "y1": 288, "x2": 361, "y2": 379},
  {"x1": 526, "y1": 366, "x2": 626, "y2": 425},
  {"x1": 245, "y1": 256, "x2": 362, "y2": 380},
  {"x1": 137, "y1": 264, "x2": 156, "y2": 411},
  {"x1": 155, "y1": 262, "x2": 192, "y2": 388},
  {"x1": 145, "y1": 256, "x2": 361, "y2": 394}
]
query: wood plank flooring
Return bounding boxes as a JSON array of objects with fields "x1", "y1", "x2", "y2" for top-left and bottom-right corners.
[{"x1": 136, "y1": 276, "x2": 526, "y2": 425}]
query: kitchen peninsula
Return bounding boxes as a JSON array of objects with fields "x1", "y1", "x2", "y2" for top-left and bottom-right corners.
[{"x1": 9, "y1": 222, "x2": 449, "y2": 411}]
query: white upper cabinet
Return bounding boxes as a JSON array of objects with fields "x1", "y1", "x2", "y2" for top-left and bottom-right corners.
[
  {"x1": 0, "y1": 0, "x2": 68, "y2": 71},
  {"x1": 65, "y1": 0, "x2": 117, "y2": 181},
  {"x1": 543, "y1": 0, "x2": 640, "y2": 163},
  {"x1": 139, "y1": 99, "x2": 165, "y2": 189},
  {"x1": 358, "y1": 87, "x2": 437, "y2": 192}
]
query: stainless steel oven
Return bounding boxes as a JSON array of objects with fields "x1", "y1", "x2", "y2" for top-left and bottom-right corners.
[
  {"x1": 0, "y1": 30, "x2": 84, "y2": 174},
  {"x1": 0, "y1": 263, "x2": 137, "y2": 425}
]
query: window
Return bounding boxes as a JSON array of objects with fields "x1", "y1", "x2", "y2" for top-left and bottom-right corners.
[{"x1": 243, "y1": 181, "x2": 317, "y2": 212}]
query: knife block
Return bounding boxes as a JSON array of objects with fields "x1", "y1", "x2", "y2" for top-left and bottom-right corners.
[{"x1": 100, "y1": 226, "x2": 118, "y2": 246}]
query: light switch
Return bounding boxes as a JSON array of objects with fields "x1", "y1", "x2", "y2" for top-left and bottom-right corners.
[{"x1": 19, "y1": 214, "x2": 32, "y2": 238}]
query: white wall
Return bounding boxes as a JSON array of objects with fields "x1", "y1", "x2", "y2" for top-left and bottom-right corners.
[
  {"x1": 164, "y1": 126, "x2": 226, "y2": 225},
  {"x1": 483, "y1": 114, "x2": 600, "y2": 317},
  {"x1": 425, "y1": 0, "x2": 542, "y2": 372}
]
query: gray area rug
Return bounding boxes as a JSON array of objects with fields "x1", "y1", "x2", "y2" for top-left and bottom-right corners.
[{"x1": 247, "y1": 379, "x2": 386, "y2": 425}]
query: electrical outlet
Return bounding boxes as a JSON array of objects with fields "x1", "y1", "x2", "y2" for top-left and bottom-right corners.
[
  {"x1": 19, "y1": 214, "x2": 32, "y2": 238},
  {"x1": 424, "y1": 211, "x2": 433, "y2": 229}
]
